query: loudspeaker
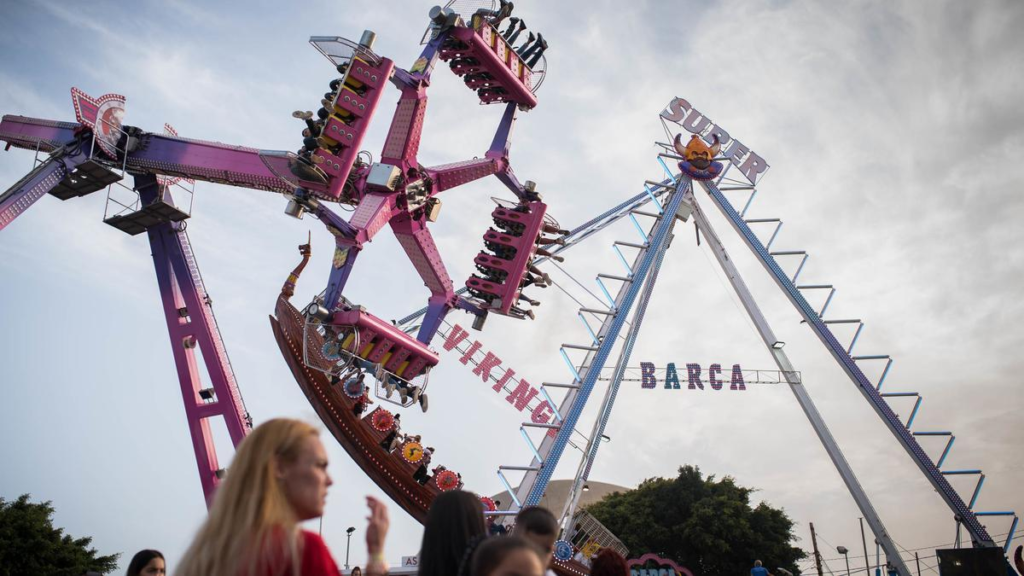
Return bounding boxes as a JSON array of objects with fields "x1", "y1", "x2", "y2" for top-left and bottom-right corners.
[{"x1": 935, "y1": 548, "x2": 1007, "y2": 575}]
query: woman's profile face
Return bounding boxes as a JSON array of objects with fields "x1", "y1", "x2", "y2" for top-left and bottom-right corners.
[
  {"x1": 278, "y1": 434, "x2": 333, "y2": 520},
  {"x1": 140, "y1": 556, "x2": 166, "y2": 576},
  {"x1": 490, "y1": 548, "x2": 544, "y2": 576}
]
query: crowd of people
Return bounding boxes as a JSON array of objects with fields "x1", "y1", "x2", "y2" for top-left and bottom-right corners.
[{"x1": 110, "y1": 418, "x2": 633, "y2": 576}]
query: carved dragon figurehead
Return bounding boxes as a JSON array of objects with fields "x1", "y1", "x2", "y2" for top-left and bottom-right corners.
[{"x1": 674, "y1": 133, "x2": 723, "y2": 181}]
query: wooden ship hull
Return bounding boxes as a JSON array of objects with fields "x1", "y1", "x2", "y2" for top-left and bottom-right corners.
[{"x1": 270, "y1": 294, "x2": 446, "y2": 523}]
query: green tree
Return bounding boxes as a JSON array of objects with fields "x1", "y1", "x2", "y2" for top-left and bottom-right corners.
[
  {"x1": 585, "y1": 465, "x2": 806, "y2": 575},
  {"x1": 0, "y1": 494, "x2": 120, "y2": 576}
]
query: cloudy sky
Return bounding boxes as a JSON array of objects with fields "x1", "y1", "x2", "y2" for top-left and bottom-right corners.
[{"x1": 1, "y1": 0, "x2": 1022, "y2": 574}]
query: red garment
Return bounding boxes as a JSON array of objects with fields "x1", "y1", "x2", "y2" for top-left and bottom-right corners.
[
  {"x1": 254, "y1": 528, "x2": 343, "y2": 576},
  {"x1": 297, "y1": 530, "x2": 343, "y2": 576}
]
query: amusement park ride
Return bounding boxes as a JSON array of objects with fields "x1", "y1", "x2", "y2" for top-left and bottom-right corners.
[{"x1": 0, "y1": 2, "x2": 1019, "y2": 575}]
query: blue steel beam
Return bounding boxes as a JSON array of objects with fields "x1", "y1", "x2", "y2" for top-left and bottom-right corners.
[
  {"x1": 701, "y1": 179, "x2": 998, "y2": 548},
  {"x1": 523, "y1": 177, "x2": 690, "y2": 507}
]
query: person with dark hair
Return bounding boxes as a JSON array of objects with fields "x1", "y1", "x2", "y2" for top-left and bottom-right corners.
[
  {"x1": 126, "y1": 549, "x2": 165, "y2": 576},
  {"x1": 417, "y1": 491, "x2": 488, "y2": 576},
  {"x1": 351, "y1": 567, "x2": 362, "y2": 576},
  {"x1": 589, "y1": 548, "x2": 629, "y2": 576},
  {"x1": 511, "y1": 506, "x2": 558, "y2": 573},
  {"x1": 470, "y1": 536, "x2": 545, "y2": 576}
]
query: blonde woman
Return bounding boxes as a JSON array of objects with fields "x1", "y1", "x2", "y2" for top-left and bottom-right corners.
[{"x1": 175, "y1": 418, "x2": 389, "y2": 576}]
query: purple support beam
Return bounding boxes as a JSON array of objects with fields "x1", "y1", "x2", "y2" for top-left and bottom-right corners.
[
  {"x1": 418, "y1": 295, "x2": 454, "y2": 345},
  {"x1": 425, "y1": 157, "x2": 500, "y2": 192},
  {"x1": 390, "y1": 212, "x2": 453, "y2": 296},
  {"x1": 139, "y1": 174, "x2": 250, "y2": 505},
  {"x1": 0, "y1": 151, "x2": 73, "y2": 231},
  {"x1": 128, "y1": 133, "x2": 293, "y2": 194},
  {"x1": 488, "y1": 102, "x2": 518, "y2": 158},
  {"x1": 380, "y1": 88, "x2": 428, "y2": 168},
  {"x1": 0, "y1": 115, "x2": 78, "y2": 152},
  {"x1": 0, "y1": 116, "x2": 309, "y2": 197},
  {"x1": 389, "y1": 212, "x2": 455, "y2": 344},
  {"x1": 324, "y1": 239, "x2": 362, "y2": 311}
]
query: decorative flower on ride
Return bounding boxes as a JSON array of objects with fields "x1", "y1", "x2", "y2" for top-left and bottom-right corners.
[
  {"x1": 553, "y1": 540, "x2": 574, "y2": 562},
  {"x1": 673, "y1": 133, "x2": 723, "y2": 181},
  {"x1": 480, "y1": 496, "x2": 497, "y2": 512},
  {"x1": 371, "y1": 409, "x2": 394, "y2": 431},
  {"x1": 401, "y1": 441, "x2": 425, "y2": 463},
  {"x1": 435, "y1": 469, "x2": 459, "y2": 491},
  {"x1": 343, "y1": 377, "x2": 363, "y2": 399},
  {"x1": 322, "y1": 339, "x2": 342, "y2": 361}
]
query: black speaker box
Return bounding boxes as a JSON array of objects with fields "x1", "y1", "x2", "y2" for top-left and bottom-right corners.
[{"x1": 935, "y1": 548, "x2": 1008, "y2": 575}]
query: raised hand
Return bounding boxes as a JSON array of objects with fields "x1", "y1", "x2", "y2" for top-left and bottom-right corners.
[{"x1": 365, "y1": 495, "x2": 389, "y2": 555}]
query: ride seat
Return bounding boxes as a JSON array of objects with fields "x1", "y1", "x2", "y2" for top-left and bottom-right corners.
[
  {"x1": 313, "y1": 54, "x2": 395, "y2": 199},
  {"x1": 464, "y1": 201, "x2": 548, "y2": 315},
  {"x1": 331, "y1": 307, "x2": 439, "y2": 381},
  {"x1": 438, "y1": 21, "x2": 538, "y2": 109}
]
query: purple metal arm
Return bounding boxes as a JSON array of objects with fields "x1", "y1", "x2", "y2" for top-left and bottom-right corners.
[
  {"x1": 389, "y1": 211, "x2": 456, "y2": 344},
  {"x1": 488, "y1": 102, "x2": 518, "y2": 158},
  {"x1": 139, "y1": 173, "x2": 250, "y2": 504},
  {"x1": 391, "y1": 29, "x2": 448, "y2": 89},
  {"x1": 322, "y1": 192, "x2": 398, "y2": 309},
  {"x1": 128, "y1": 133, "x2": 293, "y2": 194},
  {"x1": 486, "y1": 102, "x2": 532, "y2": 200},
  {"x1": 0, "y1": 115, "x2": 77, "y2": 152},
  {"x1": 0, "y1": 115, "x2": 314, "y2": 198},
  {"x1": 324, "y1": 240, "x2": 362, "y2": 311},
  {"x1": 310, "y1": 203, "x2": 357, "y2": 239},
  {"x1": 380, "y1": 86, "x2": 428, "y2": 168},
  {"x1": 424, "y1": 157, "x2": 501, "y2": 192},
  {"x1": 421, "y1": 102, "x2": 520, "y2": 196},
  {"x1": 380, "y1": 30, "x2": 449, "y2": 170},
  {"x1": 0, "y1": 149, "x2": 76, "y2": 231}
]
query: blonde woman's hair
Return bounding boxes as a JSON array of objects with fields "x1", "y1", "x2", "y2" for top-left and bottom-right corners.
[{"x1": 175, "y1": 418, "x2": 321, "y2": 576}]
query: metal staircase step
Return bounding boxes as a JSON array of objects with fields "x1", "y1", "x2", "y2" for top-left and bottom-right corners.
[
  {"x1": 579, "y1": 307, "x2": 614, "y2": 316},
  {"x1": 597, "y1": 273, "x2": 632, "y2": 282},
  {"x1": 542, "y1": 382, "x2": 580, "y2": 389},
  {"x1": 630, "y1": 209, "x2": 661, "y2": 218},
  {"x1": 522, "y1": 422, "x2": 560, "y2": 429},
  {"x1": 613, "y1": 240, "x2": 647, "y2": 249},
  {"x1": 562, "y1": 344, "x2": 599, "y2": 352}
]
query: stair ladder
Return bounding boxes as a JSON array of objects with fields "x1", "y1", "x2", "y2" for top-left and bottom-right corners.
[
  {"x1": 496, "y1": 171, "x2": 690, "y2": 517},
  {"x1": 697, "y1": 163, "x2": 1017, "y2": 554}
]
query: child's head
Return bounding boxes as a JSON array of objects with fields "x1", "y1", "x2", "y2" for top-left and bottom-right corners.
[
  {"x1": 470, "y1": 536, "x2": 544, "y2": 576},
  {"x1": 511, "y1": 506, "x2": 558, "y2": 568}
]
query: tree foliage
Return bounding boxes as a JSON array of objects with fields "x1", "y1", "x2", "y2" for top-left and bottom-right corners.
[
  {"x1": 0, "y1": 494, "x2": 120, "y2": 576},
  {"x1": 585, "y1": 465, "x2": 806, "y2": 575}
]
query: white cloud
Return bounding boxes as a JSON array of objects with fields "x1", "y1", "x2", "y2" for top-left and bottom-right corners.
[{"x1": 1, "y1": 0, "x2": 1022, "y2": 571}]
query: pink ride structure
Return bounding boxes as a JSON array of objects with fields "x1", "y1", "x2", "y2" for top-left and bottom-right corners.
[{"x1": 0, "y1": 4, "x2": 550, "y2": 505}]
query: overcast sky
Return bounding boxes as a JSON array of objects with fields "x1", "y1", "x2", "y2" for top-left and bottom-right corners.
[{"x1": 1, "y1": 0, "x2": 1023, "y2": 574}]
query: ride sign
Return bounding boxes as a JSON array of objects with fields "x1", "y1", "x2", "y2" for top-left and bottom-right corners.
[
  {"x1": 660, "y1": 97, "x2": 769, "y2": 185},
  {"x1": 639, "y1": 362, "x2": 747, "y2": 391}
]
